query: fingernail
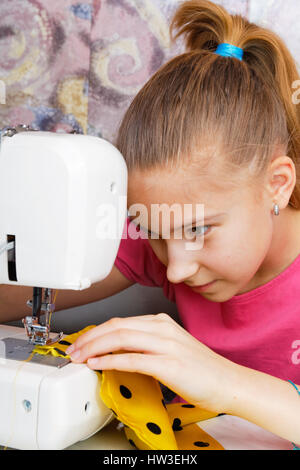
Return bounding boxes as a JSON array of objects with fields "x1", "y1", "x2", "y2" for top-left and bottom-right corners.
[
  {"x1": 70, "y1": 350, "x2": 81, "y2": 360},
  {"x1": 66, "y1": 345, "x2": 75, "y2": 355}
]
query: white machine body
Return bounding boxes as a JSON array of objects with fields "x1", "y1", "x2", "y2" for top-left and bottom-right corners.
[
  {"x1": 0, "y1": 325, "x2": 114, "y2": 450},
  {"x1": 0, "y1": 131, "x2": 128, "y2": 290},
  {"x1": 0, "y1": 130, "x2": 128, "y2": 449}
]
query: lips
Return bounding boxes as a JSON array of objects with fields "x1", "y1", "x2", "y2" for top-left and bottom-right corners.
[
  {"x1": 189, "y1": 281, "x2": 215, "y2": 287},
  {"x1": 188, "y1": 280, "x2": 217, "y2": 292}
]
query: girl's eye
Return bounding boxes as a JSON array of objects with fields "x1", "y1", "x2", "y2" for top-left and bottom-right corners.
[
  {"x1": 188, "y1": 225, "x2": 211, "y2": 236},
  {"x1": 135, "y1": 223, "x2": 211, "y2": 238}
]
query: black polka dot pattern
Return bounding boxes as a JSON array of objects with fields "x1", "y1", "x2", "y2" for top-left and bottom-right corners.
[
  {"x1": 42, "y1": 326, "x2": 223, "y2": 451},
  {"x1": 172, "y1": 418, "x2": 183, "y2": 431},
  {"x1": 120, "y1": 385, "x2": 132, "y2": 399},
  {"x1": 146, "y1": 422, "x2": 161, "y2": 434},
  {"x1": 194, "y1": 441, "x2": 210, "y2": 447},
  {"x1": 54, "y1": 347, "x2": 67, "y2": 356},
  {"x1": 129, "y1": 439, "x2": 138, "y2": 449},
  {"x1": 58, "y1": 340, "x2": 72, "y2": 346}
]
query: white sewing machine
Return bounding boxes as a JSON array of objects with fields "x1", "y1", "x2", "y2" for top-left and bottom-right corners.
[{"x1": 0, "y1": 125, "x2": 128, "y2": 450}]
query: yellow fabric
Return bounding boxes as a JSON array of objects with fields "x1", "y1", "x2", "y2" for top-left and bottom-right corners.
[{"x1": 33, "y1": 325, "x2": 224, "y2": 450}]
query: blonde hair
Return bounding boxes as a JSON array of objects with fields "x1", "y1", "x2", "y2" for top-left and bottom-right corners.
[{"x1": 116, "y1": 0, "x2": 300, "y2": 208}]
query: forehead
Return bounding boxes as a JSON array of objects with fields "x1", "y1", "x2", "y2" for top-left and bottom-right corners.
[{"x1": 127, "y1": 165, "x2": 238, "y2": 210}]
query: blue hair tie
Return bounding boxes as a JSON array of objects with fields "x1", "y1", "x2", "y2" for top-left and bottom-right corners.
[{"x1": 215, "y1": 43, "x2": 244, "y2": 61}]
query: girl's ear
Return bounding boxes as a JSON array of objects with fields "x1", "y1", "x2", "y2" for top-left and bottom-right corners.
[{"x1": 266, "y1": 156, "x2": 296, "y2": 209}]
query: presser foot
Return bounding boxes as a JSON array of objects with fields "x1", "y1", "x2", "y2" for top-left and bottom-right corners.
[
  {"x1": 23, "y1": 287, "x2": 63, "y2": 346},
  {"x1": 22, "y1": 316, "x2": 63, "y2": 346}
]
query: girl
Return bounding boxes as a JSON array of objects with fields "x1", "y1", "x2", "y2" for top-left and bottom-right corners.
[{"x1": 66, "y1": 0, "x2": 300, "y2": 447}]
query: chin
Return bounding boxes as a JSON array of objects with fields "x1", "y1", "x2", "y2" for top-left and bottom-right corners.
[
  {"x1": 199, "y1": 292, "x2": 229, "y2": 302},
  {"x1": 197, "y1": 287, "x2": 234, "y2": 303}
]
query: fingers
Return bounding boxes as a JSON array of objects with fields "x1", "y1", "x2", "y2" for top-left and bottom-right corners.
[
  {"x1": 87, "y1": 352, "x2": 172, "y2": 379},
  {"x1": 69, "y1": 328, "x2": 179, "y2": 364},
  {"x1": 67, "y1": 313, "x2": 176, "y2": 354}
]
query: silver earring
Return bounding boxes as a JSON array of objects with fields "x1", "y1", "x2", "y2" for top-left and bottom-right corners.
[{"x1": 273, "y1": 203, "x2": 280, "y2": 216}]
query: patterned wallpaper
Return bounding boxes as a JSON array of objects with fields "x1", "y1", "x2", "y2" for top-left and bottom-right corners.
[{"x1": 0, "y1": 0, "x2": 299, "y2": 144}]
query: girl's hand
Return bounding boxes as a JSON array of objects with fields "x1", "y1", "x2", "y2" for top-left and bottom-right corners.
[{"x1": 66, "y1": 313, "x2": 238, "y2": 413}]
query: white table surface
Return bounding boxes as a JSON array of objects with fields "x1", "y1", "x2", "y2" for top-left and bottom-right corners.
[
  {"x1": 65, "y1": 415, "x2": 294, "y2": 451},
  {"x1": 1, "y1": 415, "x2": 293, "y2": 450}
]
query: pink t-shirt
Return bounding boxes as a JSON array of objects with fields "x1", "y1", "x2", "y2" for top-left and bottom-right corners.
[{"x1": 114, "y1": 217, "x2": 300, "y2": 396}]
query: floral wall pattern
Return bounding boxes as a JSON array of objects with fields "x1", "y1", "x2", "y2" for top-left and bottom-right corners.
[{"x1": 0, "y1": 0, "x2": 299, "y2": 144}]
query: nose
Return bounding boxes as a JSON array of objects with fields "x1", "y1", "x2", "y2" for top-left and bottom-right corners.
[
  {"x1": 167, "y1": 261, "x2": 199, "y2": 284},
  {"x1": 166, "y1": 247, "x2": 199, "y2": 285}
]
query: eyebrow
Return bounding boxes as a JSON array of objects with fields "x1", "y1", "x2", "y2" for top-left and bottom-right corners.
[{"x1": 128, "y1": 213, "x2": 226, "y2": 235}]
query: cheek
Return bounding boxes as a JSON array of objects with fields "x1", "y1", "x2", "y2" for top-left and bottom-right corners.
[
  {"x1": 148, "y1": 219, "x2": 273, "y2": 283},
  {"x1": 213, "y1": 221, "x2": 272, "y2": 279}
]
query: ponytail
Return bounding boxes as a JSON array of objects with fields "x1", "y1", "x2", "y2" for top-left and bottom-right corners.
[{"x1": 117, "y1": 0, "x2": 300, "y2": 208}]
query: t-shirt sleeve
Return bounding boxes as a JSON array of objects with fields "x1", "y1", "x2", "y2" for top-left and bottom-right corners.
[{"x1": 114, "y1": 217, "x2": 165, "y2": 288}]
